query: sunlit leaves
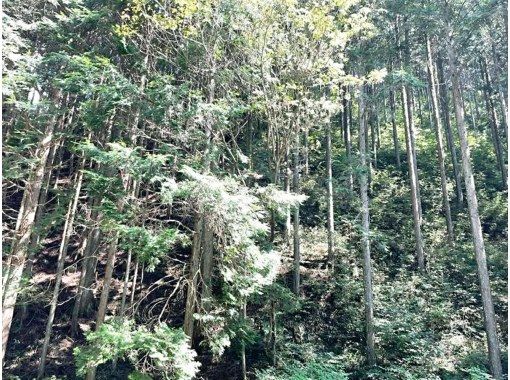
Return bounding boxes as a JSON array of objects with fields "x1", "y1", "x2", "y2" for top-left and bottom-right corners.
[{"x1": 74, "y1": 319, "x2": 200, "y2": 380}]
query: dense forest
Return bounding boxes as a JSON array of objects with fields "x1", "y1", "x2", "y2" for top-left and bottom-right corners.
[{"x1": 2, "y1": 0, "x2": 508, "y2": 379}]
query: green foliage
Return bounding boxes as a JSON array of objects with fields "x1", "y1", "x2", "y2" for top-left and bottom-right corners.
[
  {"x1": 255, "y1": 356, "x2": 348, "y2": 380},
  {"x1": 118, "y1": 226, "x2": 186, "y2": 271},
  {"x1": 79, "y1": 142, "x2": 169, "y2": 182},
  {"x1": 74, "y1": 320, "x2": 200, "y2": 380}
]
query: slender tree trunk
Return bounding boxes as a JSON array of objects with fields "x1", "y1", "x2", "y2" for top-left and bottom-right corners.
[
  {"x1": 326, "y1": 121, "x2": 335, "y2": 269},
  {"x1": 70, "y1": 196, "x2": 101, "y2": 336},
  {"x1": 241, "y1": 301, "x2": 247, "y2": 380},
  {"x1": 365, "y1": 96, "x2": 372, "y2": 190},
  {"x1": 491, "y1": 43, "x2": 508, "y2": 133},
  {"x1": 343, "y1": 90, "x2": 354, "y2": 190},
  {"x1": 401, "y1": 26, "x2": 423, "y2": 220},
  {"x1": 406, "y1": 88, "x2": 423, "y2": 220},
  {"x1": 85, "y1": 224, "x2": 121, "y2": 380},
  {"x1": 292, "y1": 131, "x2": 301, "y2": 295},
  {"x1": 303, "y1": 128, "x2": 309, "y2": 175},
  {"x1": 370, "y1": 97, "x2": 378, "y2": 169},
  {"x1": 446, "y1": 34, "x2": 503, "y2": 380},
  {"x1": 248, "y1": 116, "x2": 254, "y2": 170},
  {"x1": 183, "y1": 217, "x2": 203, "y2": 339},
  {"x1": 480, "y1": 58, "x2": 507, "y2": 187},
  {"x1": 19, "y1": 142, "x2": 59, "y2": 323},
  {"x1": 426, "y1": 37, "x2": 455, "y2": 244},
  {"x1": 437, "y1": 56, "x2": 464, "y2": 205},
  {"x1": 284, "y1": 153, "x2": 292, "y2": 245},
  {"x1": 200, "y1": 218, "x2": 214, "y2": 312},
  {"x1": 119, "y1": 248, "x2": 132, "y2": 317},
  {"x1": 24, "y1": 142, "x2": 58, "y2": 280},
  {"x1": 2, "y1": 91, "x2": 61, "y2": 360},
  {"x1": 38, "y1": 159, "x2": 84, "y2": 378},
  {"x1": 389, "y1": 89, "x2": 401, "y2": 169},
  {"x1": 401, "y1": 85, "x2": 426, "y2": 271},
  {"x1": 130, "y1": 259, "x2": 139, "y2": 308},
  {"x1": 426, "y1": 86, "x2": 435, "y2": 128},
  {"x1": 358, "y1": 87, "x2": 376, "y2": 366},
  {"x1": 269, "y1": 161, "x2": 280, "y2": 242},
  {"x1": 270, "y1": 300, "x2": 276, "y2": 366},
  {"x1": 417, "y1": 88, "x2": 424, "y2": 127}
]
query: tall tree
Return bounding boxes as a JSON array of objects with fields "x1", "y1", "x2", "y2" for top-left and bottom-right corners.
[
  {"x1": 358, "y1": 86, "x2": 376, "y2": 366},
  {"x1": 426, "y1": 36, "x2": 454, "y2": 243},
  {"x1": 445, "y1": 24, "x2": 503, "y2": 380}
]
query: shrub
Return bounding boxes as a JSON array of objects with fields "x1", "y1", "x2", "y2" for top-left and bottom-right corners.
[{"x1": 74, "y1": 319, "x2": 200, "y2": 380}]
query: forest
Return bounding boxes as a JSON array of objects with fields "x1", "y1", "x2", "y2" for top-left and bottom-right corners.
[{"x1": 2, "y1": 0, "x2": 508, "y2": 379}]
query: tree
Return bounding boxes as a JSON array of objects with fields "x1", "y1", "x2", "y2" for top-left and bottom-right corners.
[
  {"x1": 358, "y1": 85, "x2": 376, "y2": 366},
  {"x1": 445, "y1": 20, "x2": 503, "y2": 380}
]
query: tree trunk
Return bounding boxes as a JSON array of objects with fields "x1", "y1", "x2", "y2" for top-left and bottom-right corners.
[
  {"x1": 292, "y1": 131, "x2": 301, "y2": 295},
  {"x1": 446, "y1": 34, "x2": 503, "y2": 380},
  {"x1": 389, "y1": 89, "x2": 401, "y2": 169},
  {"x1": 491, "y1": 42, "x2": 508, "y2": 133},
  {"x1": 269, "y1": 161, "x2": 280, "y2": 242},
  {"x1": 119, "y1": 248, "x2": 133, "y2": 317},
  {"x1": 38, "y1": 159, "x2": 84, "y2": 378},
  {"x1": 85, "y1": 229, "x2": 120, "y2": 380},
  {"x1": 19, "y1": 142, "x2": 59, "y2": 323},
  {"x1": 303, "y1": 128, "x2": 309, "y2": 175},
  {"x1": 401, "y1": 85, "x2": 426, "y2": 271},
  {"x1": 71, "y1": 197, "x2": 102, "y2": 336},
  {"x1": 270, "y1": 300, "x2": 276, "y2": 366},
  {"x1": 370, "y1": 94, "x2": 378, "y2": 170},
  {"x1": 358, "y1": 87, "x2": 376, "y2": 367},
  {"x1": 241, "y1": 301, "x2": 247, "y2": 380},
  {"x1": 416, "y1": 88, "x2": 424, "y2": 127},
  {"x1": 200, "y1": 218, "x2": 214, "y2": 313},
  {"x1": 426, "y1": 37, "x2": 454, "y2": 244},
  {"x1": 130, "y1": 259, "x2": 139, "y2": 308},
  {"x1": 437, "y1": 56, "x2": 464, "y2": 205},
  {"x1": 405, "y1": 88, "x2": 423, "y2": 220},
  {"x1": 326, "y1": 121, "x2": 335, "y2": 269},
  {"x1": 343, "y1": 89, "x2": 354, "y2": 190},
  {"x1": 2, "y1": 91, "x2": 61, "y2": 360},
  {"x1": 183, "y1": 216, "x2": 204, "y2": 339},
  {"x1": 480, "y1": 58, "x2": 507, "y2": 187},
  {"x1": 284, "y1": 153, "x2": 292, "y2": 245}
]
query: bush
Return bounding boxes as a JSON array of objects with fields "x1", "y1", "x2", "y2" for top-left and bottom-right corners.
[
  {"x1": 255, "y1": 357, "x2": 348, "y2": 380},
  {"x1": 74, "y1": 319, "x2": 200, "y2": 380}
]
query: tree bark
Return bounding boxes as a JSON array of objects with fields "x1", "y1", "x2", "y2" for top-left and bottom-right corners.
[
  {"x1": 343, "y1": 89, "x2": 354, "y2": 190},
  {"x1": 200, "y1": 218, "x2": 214, "y2": 313},
  {"x1": 85, "y1": 229, "x2": 120, "y2": 380},
  {"x1": 358, "y1": 87, "x2": 376, "y2": 366},
  {"x1": 19, "y1": 141, "x2": 59, "y2": 323},
  {"x1": 183, "y1": 217, "x2": 204, "y2": 339},
  {"x1": 326, "y1": 121, "x2": 335, "y2": 269},
  {"x1": 426, "y1": 37, "x2": 454, "y2": 244},
  {"x1": 437, "y1": 56, "x2": 464, "y2": 205},
  {"x1": 303, "y1": 128, "x2": 309, "y2": 175},
  {"x1": 401, "y1": 85, "x2": 426, "y2": 271},
  {"x1": 241, "y1": 301, "x2": 247, "y2": 380},
  {"x1": 71, "y1": 196, "x2": 102, "y2": 336},
  {"x1": 480, "y1": 57, "x2": 507, "y2": 187},
  {"x1": 2, "y1": 90, "x2": 61, "y2": 360},
  {"x1": 446, "y1": 33, "x2": 503, "y2": 380},
  {"x1": 284, "y1": 153, "x2": 292, "y2": 245},
  {"x1": 389, "y1": 87, "x2": 401, "y2": 169},
  {"x1": 405, "y1": 88, "x2": 423, "y2": 220},
  {"x1": 292, "y1": 131, "x2": 301, "y2": 295},
  {"x1": 490, "y1": 42, "x2": 508, "y2": 133},
  {"x1": 119, "y1": 248, "x2": 133, "y2": 318},
  {"x1": 38, "y1": 159, "x2": 84, "y2": 378}
]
